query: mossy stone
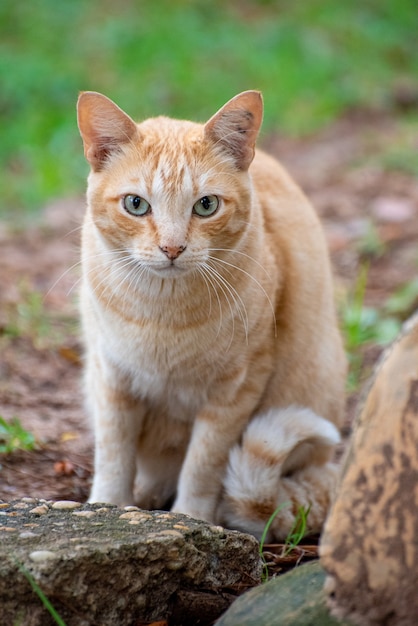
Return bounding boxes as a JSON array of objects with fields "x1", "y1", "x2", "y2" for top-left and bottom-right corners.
[{"x1": 216, "y1": 561, "x2": 354, "y2": 626}]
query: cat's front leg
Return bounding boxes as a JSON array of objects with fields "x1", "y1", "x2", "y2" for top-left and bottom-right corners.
[
  {"x1": 87, "y1": 360, "x2": 144, "y2": 506},
  {"x1": 172, "y1": 401, "x2": 254, "y2": 523}
]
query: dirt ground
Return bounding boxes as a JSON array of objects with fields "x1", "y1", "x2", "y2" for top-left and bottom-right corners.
[{"x1": 1, "y1": 110, "x2": 418, "y2": 506}]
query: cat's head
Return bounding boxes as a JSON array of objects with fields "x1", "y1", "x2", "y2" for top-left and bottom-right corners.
[{"x1": 77, "y1": 91, "x2": 263, "y2": 278}]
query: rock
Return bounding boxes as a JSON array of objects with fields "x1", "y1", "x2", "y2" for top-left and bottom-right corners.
[
  {"x1": 321, "y1": 313, "x2": 418, "y2": 626},
  {"x1": 215, "y1": 561, "x2": 353, "y2": 625},
  {"x1": 51, "y1": 500, "x2": 82, "y2": 510},
  {"x1": 371, "y1": 196, "x2": 415, "y2": 223},
  {"x1": 0, "y1": 499, "x2": 261, "y2": 626},
  {"x1": 29, "y1": 550, "x2": 59, "y2": 563},
  {"x1": 28, "y1": 504, "x2": 49, "y2": 515}
]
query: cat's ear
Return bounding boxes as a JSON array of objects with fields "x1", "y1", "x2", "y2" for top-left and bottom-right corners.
[
  {"x1": 77, "y1": 92, "x2": 138, "y2": 171},
  {"x1": 204, "y1": 91, "x2": 263, "y2": 170}
]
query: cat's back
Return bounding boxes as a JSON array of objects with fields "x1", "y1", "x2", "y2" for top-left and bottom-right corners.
[{"x1": 249, "y1": 148, "x2": 345, "y2": 423}]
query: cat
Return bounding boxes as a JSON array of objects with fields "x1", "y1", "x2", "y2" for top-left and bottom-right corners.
[{"x1": 77, "y1": 89, "x2": 347, "y2": 541}]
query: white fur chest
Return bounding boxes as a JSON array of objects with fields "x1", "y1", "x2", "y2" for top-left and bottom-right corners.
[{"x1": 91, "y1": 296, "x2": 225, "y2": 419}]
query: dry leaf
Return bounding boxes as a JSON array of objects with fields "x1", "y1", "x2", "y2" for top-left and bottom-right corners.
[
  {"x1": 60, "y1": 431, "x2": 79, "y2": 443},
  {"x1": 59, "y1": 346, "x2": 81, "y2": 365},
  {"x1": 53, "y1": 460, "x2": 75, "y2": 476}
]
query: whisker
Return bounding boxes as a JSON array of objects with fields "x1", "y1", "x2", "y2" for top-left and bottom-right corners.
[
  {"x1": 119, "y1": 250, "x2": 153, "y2": 312},
  {"x1": 203, "y1": 259, "x2": 252, "y2": 348},
  {"x1": 194, "y1": 267, "x2": 213, "y2": 319},
  {"x1": 206, "y1": 262, "x2": 249, "y2": 343},
  {"x1": 202, "y1": 262, "x2": 236, "y2": 350},
  {"x1": 116, "y1": 260, "x2": 143, "y2": 314},
  {"x1": 45, "y1": 246, "x2": 130, "y2": 300},
  {"x1": 132, "y1": 264, "x2": 150, "y2": 300},
  {"x1": 44, "y1": 260, "x2": 83, "y2": 300},
  {"x1": 196, "y1": 265, "x2": 223, "y2": 340},
  {"x1": 207, "y1": 247, "x2": 273, "y2": 281},
  {"x1": 61, "y1": 223, "x2": 85, "y2": 239},
  {"x1": 84, "y1": 253, "x2": 140, "y2": 313},
  {"x1": 67, "y1": 251, "x2": 136, "y2": 299},
  {"x1": 67, "y1": 276, "x2": 83, "y2": 298},
  {"x1": 209, "y1": 255, "x2": 277, "y2": 335}
]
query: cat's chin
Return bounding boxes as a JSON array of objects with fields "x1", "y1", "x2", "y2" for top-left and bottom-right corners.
[{"x1": 149, "y1": 264, "x2": 191, "y2": 279}]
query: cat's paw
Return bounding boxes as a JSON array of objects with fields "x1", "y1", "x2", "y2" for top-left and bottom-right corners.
[
  {"x1": 171, "y1": 497, "x2": 216, "y2": 525},
  {"x1": 89, "y1": 486, "x2": 134, "y2": 508}
]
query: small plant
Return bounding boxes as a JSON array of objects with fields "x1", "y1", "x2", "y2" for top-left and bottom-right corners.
[
  {"x1": 356, "y1": 221, "x2": 386, "y2": 260},
  {"x1": 0, "y1": 416, "x2": 36, "y2": 454},
  {"x1": 341, "y1": 265, "x2": 401, "y2": 390},
  {"x1": 1, "y1": 282, "x2": 78, "y2": 349},
  {"x1": 259, "y1": 502, "x2": 290, "y2": 582},
  {"x1": 281, "y1": 504, "x2": 311, "y2": 557},
  {"x1": 259, "y1": 502, "x2": 311, "y2": 581},
  {"x1": 384, "y1": 277, "x2": 418, "y2": 321},
  {"x1": 3, "y1": 285, "x2": 51, "y2": 347},
  {"x1": 16, "y1": 561, "x2": 66, "y2": 626}
]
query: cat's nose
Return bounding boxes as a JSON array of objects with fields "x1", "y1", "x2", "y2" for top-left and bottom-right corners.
[{"x1": 159, "y1": 244, "x2": 187, "y2": 261}]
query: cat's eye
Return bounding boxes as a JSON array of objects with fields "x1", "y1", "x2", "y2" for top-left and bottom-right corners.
[
  {"x1": 122, "y1": 195, "x2": 151, "y2": 216},
  {"x1": 193, "y1": 195, "x2": 219, "y2": 218}
]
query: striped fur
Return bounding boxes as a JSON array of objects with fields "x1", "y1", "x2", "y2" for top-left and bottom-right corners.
[{"x1": 77, "y1": 90, "x2": 346, "y2": 540}]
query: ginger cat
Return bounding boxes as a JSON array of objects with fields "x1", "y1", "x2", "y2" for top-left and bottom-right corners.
[{"x1": 77, "y1": 90, "x2": 346, "y2": 541}]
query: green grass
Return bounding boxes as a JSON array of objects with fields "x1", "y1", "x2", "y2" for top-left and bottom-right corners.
[
  {"x1": 0, "y1": 0, "x2": 417, "y2": 216},
  {"x1": 16, "y1": 562, "x2": 66, "y2": 626},
  {"x1": 384, "y1": 277, "x2": 418, "y2": 320},
  {"x1": 340, "y1": 266, "x2": 416, "y2": 390},
  {"x1": 1, "y1": 282, "x2": 78, "y2": 348},
  {"x1": 0, "y1": 416, "x2": 36, "y2": 454},
  {"x1": 3, "y1": 287, "x2": 52, "y2": 345},
  {"x1": 259, "y1": 502, "x2": 311, "y2": 581},
  {"x1": 281, "y1": 504, "x2": 311, "y2": 558}
]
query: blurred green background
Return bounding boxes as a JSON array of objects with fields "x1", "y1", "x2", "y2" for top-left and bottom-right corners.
[{"x1": 1, "y1": 0, "x2": 417, "y2": 216}]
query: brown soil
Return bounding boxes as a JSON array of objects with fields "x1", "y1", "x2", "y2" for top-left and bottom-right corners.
[{"x1": 1, "y1": 111, "x2": 418, "y2": 507}]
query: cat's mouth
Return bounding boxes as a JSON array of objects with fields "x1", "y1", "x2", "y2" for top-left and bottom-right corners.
[{"x1": 149, "y1": 261, "x2": 190, "y2": 278}]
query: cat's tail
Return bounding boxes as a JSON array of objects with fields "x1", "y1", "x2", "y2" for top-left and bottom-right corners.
[{"x1": 218, "y1": 406, "x2": 341, "y2": 542}]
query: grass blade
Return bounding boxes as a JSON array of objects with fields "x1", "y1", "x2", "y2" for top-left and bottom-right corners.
[
  {"x1": 282, "y1": 504, "x2": 311, "y2": 557},
  {"x1": 16, "y1": 561, "x2": 67, "y2": 626},
  {"x1": 259, "y1": 502, "x2": 290, "y2": 582}
]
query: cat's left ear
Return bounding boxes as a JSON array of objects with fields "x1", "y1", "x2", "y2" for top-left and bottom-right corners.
[
  {"x1": 77, "y1": 92, "x2": 138, "y2": 171},
  {"x1": 204, "y1": 91, "x2": 263, "y2": 171}
]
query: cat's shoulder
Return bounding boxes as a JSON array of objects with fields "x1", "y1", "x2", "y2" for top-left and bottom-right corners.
[
  {"x1": 250, "y1": 148, "x2": 301, "y2": 196},
  {"x1": 250, "y1": 148, "x2": 322, "y2": 240}
]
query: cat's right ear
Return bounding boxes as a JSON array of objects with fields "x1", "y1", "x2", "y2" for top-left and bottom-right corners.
[{"x1": 77, "y1": 92, "x2": 138, "y2": 171}]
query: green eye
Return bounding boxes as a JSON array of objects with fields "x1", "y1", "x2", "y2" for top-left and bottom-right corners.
[
  {"x1": 193, "y1": 195, "x2": 219, "y2": 218},
  {"x1": 122, "y1": 195, "x2": 151, "y2": 216}
]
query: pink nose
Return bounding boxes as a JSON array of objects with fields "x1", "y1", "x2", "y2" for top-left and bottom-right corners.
[{"x1": 159, "y1": 244, "x2": 186, "y2": 261}]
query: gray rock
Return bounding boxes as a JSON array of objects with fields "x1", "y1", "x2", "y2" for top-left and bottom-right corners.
[
  {"x1": 0, "y1": 499, "x2": 261, "y2": 625},
  {"x1": 215, "y1": 561, "x2": 353, "y2": 625}
]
